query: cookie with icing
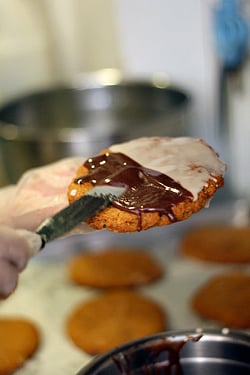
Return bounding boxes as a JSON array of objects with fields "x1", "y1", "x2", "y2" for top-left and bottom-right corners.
[{"x1": 68, "y1": 137, "x2": 226, "y2": 232}]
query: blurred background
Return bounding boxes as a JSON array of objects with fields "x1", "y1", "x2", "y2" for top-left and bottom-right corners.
[
  {"x1": 0, "y1": 4, "x2": 250, "y2": 372},
  {"x1": 0, "y1": 0, "x2": 250, "y2": 201}
]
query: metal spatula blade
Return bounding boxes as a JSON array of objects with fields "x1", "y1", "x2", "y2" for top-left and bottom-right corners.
[{"x1": 36, "y1": 185, "x2": 125, "y2": 247}]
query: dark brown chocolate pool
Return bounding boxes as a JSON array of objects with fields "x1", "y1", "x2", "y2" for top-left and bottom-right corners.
[
  {"x1": 112, "y1": 335, "x2": 202, "y2": 375},
  {"x1": 75, "y1": 152, "x2": 193, "y2": 230}
]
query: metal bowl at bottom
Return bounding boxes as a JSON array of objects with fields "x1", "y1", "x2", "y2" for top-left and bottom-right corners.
[{"x1": 76, "y1": 329, "x2": 250, "y2": 375}]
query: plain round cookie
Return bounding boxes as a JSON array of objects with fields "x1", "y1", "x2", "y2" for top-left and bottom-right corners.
[
  {"x1": 66, "y1": 290, "x2": 166, "y2": 355},
  {"x1": 68, "y1": 137, "x2": 225, "y2": 233},
  {"x1": 68, "y1": 247, "x2": 163, "y2": 288},
  {"x1": 180, "y1": 225, "x2": 250, "y2": 263},
  {"x1": 191, "y1": 271, "x2": 250, "y2": 328},
  {"x1": 0, "y1": 317, "x2": 40, "y2": 374}
]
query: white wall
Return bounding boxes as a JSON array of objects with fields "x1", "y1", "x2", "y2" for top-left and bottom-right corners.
[
  {"x1": 0, "y1": 0, "x2": 54, "y2": 102},
  {"x1": 113, "y1": 0, "x2": 220, "y2": 146},
  {"x1": 0, "y1": 0, "x2": 220, "y2": 145}
]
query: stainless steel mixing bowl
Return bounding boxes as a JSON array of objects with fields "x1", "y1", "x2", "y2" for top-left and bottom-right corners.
[
  {"x1": 76, "y1": 329, "x2": 250, "y2": 375},
  {"x1": 0, "y1": 71, "x2": 190, "y2": 184}
]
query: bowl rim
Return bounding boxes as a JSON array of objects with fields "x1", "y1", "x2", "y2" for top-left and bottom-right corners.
[
  {"x1": 77, "y1": 328, "x2": 250, "y2": 375},
  {"x1": 0, "y1": 68, "x2": 191, "y2": 114},
  {"x1": 0, "y1": 72, "x2": 191, "y2": 141}
]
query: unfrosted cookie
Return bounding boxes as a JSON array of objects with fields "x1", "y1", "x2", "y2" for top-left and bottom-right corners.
[
  {"x1": 66, "y1": 290, "x2": 166, "y2": 354},
  {"x1": 191, "y1": 271, "x2": 250, "y2": 328},
  {"x1": 68, "y1": 137, "x2": 226, "y2": 232},
  {"x1": 180, "y1": 225, "x2": 250, "y2": 263},
  {"x1": 68, "y1": 247, "x2": 163, "y2": 288},
  {"x1": 0, "y1": 317, "x2": 40, "y2": 374}
]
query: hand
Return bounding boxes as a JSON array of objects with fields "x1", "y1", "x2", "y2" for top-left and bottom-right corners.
[
  {"x1": 0, "y1": 225, "x2": 42, "y2": 298},
  {"x1": 0, "y1": 156, "x2": 86, "y2": 297},
  {"x1": 0, "y1": 157, "x2": 83, "y2": 231}
]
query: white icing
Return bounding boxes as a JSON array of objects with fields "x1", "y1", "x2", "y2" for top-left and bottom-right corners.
[
  {"x1": 110, "y1": 137, "x2": 226, "y2": 200},
  {"x1": 69, "y1": 188, "x2": 77, "y2": 197}
]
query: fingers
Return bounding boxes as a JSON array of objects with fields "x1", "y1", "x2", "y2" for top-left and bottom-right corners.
[
  {"x1": 9, "y1": 204, "x2": 67, "y2": 232},
  {"x1": 5, "y1": 160, "x2": 80, "y2": 230},
  {"x1": 0, "y1": 185, "x2": 16, "y2": 225},
  {"x1": 0, "y1": 226, "x2": 31, "y2": 270},
  {"x1": 0, "y1": 226, "x2": 41, "y2": 298},
  {"x1": 1, "y1": 157, "x2": 83, "y2": 231},
  {"x1": 0, "y1": 259, "x2": 18, "y2": 298},
  {"x1": 15, "y1": 230, "x2": 42, "y2": 256}
]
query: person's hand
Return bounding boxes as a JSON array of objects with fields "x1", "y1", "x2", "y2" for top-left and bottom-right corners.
[
  {"x1": 0, "y1": 156, "x2": 87, "y2": 297},
  {"x1": 0, "y1": 157, "x2": 83, "y2": 231},
  {"x1": 0, "y1": 225, "x2": 42, "y2": 298}
]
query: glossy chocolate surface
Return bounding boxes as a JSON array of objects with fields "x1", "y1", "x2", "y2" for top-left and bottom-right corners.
[{"x1": 75, "y1": 152, "x2": 193, "y2": 229}]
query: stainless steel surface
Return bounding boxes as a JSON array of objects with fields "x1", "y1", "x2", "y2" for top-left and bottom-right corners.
[
  {"x1": 37, "y1": 186, "x2": 125, "y2": 245},
  {"x1": 77, "y1": 329, "x2": 250, "y2": 375},
  {"x1": 0, "y1": 71, "x2": 190, "y2": 184}
]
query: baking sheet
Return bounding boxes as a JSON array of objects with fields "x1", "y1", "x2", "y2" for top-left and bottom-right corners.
[{"x1": 0, "y1": 201, "x2": 249, "y2": 375}]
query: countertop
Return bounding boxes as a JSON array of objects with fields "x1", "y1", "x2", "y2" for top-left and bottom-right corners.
[{"x1": 0, "y1": 200, "x2": 249, "y2": 375}]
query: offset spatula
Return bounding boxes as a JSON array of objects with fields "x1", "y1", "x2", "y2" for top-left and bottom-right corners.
[{"x1": 36, "y1": 185, "x2": 125, "y2": 248}]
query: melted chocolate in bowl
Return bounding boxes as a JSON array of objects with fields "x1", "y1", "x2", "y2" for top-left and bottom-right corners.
[
  {"x1": 75, "y1": 152, "x2": 193, "y2": 230},
  {"x1": 112, "y1": 335, "x2": 202, "y2": 375},
  {"x1": 76, "y1": 330, "x2": 250, "y2": 375}
]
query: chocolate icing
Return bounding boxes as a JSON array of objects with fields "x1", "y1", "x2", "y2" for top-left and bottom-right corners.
[
  {"x1": 75, "y1": 152, "x2": 193, "y2": 230},
  {"x1": 112, "y1": 334, "x2": 202, "y2": 375}
]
